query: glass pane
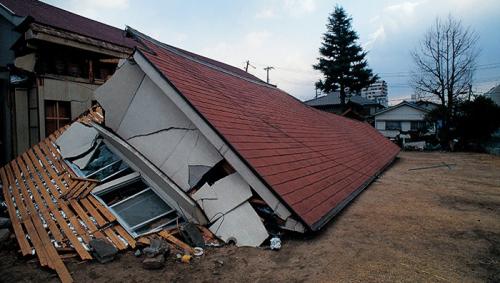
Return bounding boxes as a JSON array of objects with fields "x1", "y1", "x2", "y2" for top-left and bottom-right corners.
[
  {"x1": 112, "y1": 189, "x2": 172, "y2": 228},
  {"x1": 45, "y1": 120, "x2": 58, "y2": 136},
  {"x1": 45, "y1": 100, "x2": 57, "y2": 118},
  {"x1": 57, "y1": 101, "x2": 71, "y2": 119},
  {"x1": 80, "y1": 144, "x2": 130, "y2": 181}
]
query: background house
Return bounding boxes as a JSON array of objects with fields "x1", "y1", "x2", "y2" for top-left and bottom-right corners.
[
  {"x1": 304, "y1": 92, "x2": 384, "y2": 122},
  {"x1": 0, "y1": 0, "x2": 135, "y2": 165},
  {"x1": 485, "y1": 84, "x2": 500, "y2": 106},
  {"x1": 373, "y1": 101, "x2": 438, "y2": 140}
]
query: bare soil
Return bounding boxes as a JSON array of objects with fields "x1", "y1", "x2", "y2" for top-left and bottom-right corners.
[{"x1": 1, "y1": 151, "x2": 499, "y2": 282}]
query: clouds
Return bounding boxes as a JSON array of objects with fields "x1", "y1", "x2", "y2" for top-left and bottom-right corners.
[
  {"x1": 384, "y1": 1, "x2": 426, "y2": 14},
  {"x1": 43, "y1": 0, "x2": 500, "y2": 102},
  {"x1": 255, "y1": 8, "x2": 276, "y2": 19},
  {"x1": 68, "y1": 0, "x2": 129, "y2": 14},
  {"x1": 254, "y1": 0, "x2": 316, "y2": 19}
]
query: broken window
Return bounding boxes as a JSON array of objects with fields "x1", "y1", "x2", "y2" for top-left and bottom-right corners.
[
  {"x1": 67, "y1": 142, "x2": 132, "y2": 183},
  {"x1": 77, "y1": 143, "x2": 132, "y2": 182},
  {"x1": 93, "y1": 174, "x2": 181, "y2": 237}
]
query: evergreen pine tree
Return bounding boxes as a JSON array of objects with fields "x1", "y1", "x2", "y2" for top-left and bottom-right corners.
[{"x1": 313, "y1": 5, "x2": 378, "y2": 106}]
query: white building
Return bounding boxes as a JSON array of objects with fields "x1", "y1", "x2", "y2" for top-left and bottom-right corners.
[
  {"x1": 485, "y1": 84, "x2": 500, "y2": 106},
  {"x1": 361, "y1": 80, "x2": 388, "y2": 107},
  {"x1": 373, "y1": 101, "x2": 437, "y2": 139}
]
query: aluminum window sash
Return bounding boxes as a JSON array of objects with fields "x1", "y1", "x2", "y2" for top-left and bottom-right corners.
[
  {"x1": 86, "y1": 159, "x2": 121, "y2": 178},
  {"x1": 135, "y1": 217, "x2": 179, "y2": 237},
  {"x1": 100, "y1": 166, "x2": 130, "y2": 183},
  {"x1": 108, "y1": 187, "x2": 152, "y2": 209},
  {"x1": 128, "y1": 208, "x2": 175, "y2": 231}
]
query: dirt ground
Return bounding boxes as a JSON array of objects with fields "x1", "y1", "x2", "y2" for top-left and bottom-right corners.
[{"x1": 1, "y1": 151, "x2": 499, "y2": 283}]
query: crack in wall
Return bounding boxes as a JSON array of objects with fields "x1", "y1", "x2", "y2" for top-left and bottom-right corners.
[{"x1": 126, "y1": 127, "x2": 196, "y2": 141}]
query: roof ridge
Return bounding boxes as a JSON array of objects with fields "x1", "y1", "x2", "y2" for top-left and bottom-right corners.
[
  {"x1": 26, "y1": 0, "x2": 126, "y2": 34},
  {"x1": 126, "y1": 26, "x2": 277, "y2": 89},
  {"x1": 1, "y1": 0, "x2": 134, "y2": 48}
]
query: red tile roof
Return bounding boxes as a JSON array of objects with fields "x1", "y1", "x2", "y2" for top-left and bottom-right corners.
[
  {"x1": 133, "y1": 30, "x2": 400, "y2": 230},
  {"x1": 0, "y1": 0, "x2": 135, "y2": 48}
]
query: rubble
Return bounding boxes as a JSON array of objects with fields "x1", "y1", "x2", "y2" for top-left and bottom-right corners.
[
  {"x1": 142, "y1": 254, "x2": 165, "y2": 270},
  {"x1": 0, "y1": 217, "x2": 10, "y2": 228},
  {"x1": 0, "y1": 228, "x2": 10, "y2": 242},
  {"x1": 142, "y1": 238, "x2": 169, "y2": 258},
  {"x1": 89, "y1": 239, "x2": 118, "y2": 264},
  {"x1": 180, "y1": 223, "x2": 205, "y2": 248}
]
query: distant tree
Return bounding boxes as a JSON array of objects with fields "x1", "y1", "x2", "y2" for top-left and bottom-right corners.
[
  {"x1": 411, "y1": 15, "x2": 479, "y2": 147},
  {"x1": 313, "y1": 5, "x2": 377, "y2": 106},
  {"x1": 455, "y1": 96, "x2": 500, "y2": 145}
]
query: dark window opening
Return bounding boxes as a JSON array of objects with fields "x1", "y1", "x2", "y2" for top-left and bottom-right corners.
[
  {"x1": 385, "y1": 121, "x2": 401, "y2": 131},
  {"x1": 45, "y1": 100, "x2": 71, "y2": 136}
]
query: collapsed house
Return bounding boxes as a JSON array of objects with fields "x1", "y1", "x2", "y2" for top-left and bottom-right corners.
[{"x1": 0, "y1": 27, "x2": 400, "y2": 282}]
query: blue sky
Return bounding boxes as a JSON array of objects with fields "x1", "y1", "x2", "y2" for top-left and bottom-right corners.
[{"x1": 46, "y1": 0, "x2": 500, "y2": 104}]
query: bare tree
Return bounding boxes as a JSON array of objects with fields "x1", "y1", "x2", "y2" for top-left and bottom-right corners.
[{"x1": 411, "y1": 15, "x2": 479, "y2": 145}]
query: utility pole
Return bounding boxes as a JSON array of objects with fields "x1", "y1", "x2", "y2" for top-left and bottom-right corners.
[
  {"x1": 468, "y1": 83, "x2": 472, "y2": 101},
  {"x1": 244, "y1": 60, "x2": 255, "y2": 72},
  {"x1": 263, "y1": 66, "x2": 274, "y2": 83}
]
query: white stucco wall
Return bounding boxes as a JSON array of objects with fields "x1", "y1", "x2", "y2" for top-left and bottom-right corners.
[
  {"x1": 374, "y1": 104, "x2": 429, "y2": 138},
  {"x1": 375, "y1": 104, "x2": 427, "y2": 121},
  {"x1": 38, "y1": 77, "x2": 99, "y2": 138}
]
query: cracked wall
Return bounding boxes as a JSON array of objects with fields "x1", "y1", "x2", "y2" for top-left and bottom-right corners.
[{"x1": 95, "y1": 61, "x2": 222, "y2": 193}]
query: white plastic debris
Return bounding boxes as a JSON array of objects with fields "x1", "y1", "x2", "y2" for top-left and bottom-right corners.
[{"x1": 270, "y1": 237, "x2": 281, "y2": 250}]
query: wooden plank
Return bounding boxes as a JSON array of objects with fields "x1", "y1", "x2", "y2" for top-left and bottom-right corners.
[
  {"x1": 64, "y1": 181, "x2": 86, "y2": 200},
  {"x1": 8, "y1": 161, "x2": 60, "y2": 270},
  {"x1": 21, "y1": 153, "x2": 92, "y2": 261},
  {"x1": 158, "y1": 230, "x2": 194, "y2": 254},
  {"x1": 44, "y1": 139, "x2": 77, "y2": 178},
  {"x1": 33, "y1": 146, "x2": 69, "y2": 194},
  {"x1": 70, "y1": 176, "x2": 99, "y2": 183},
  {"x1": 137, "y1": 237, "x2": 150, "y2": 245},
  {"x1": 103, "y1": 227, "x2": 126, "y2": 250},
  {"x1": 68, "y1": 215, "x2": 90, "y2": 244},
  {"x1": 10, "y1": 161, "x2": 74, "y2": 282},
  {"x1": 25, "y1": 151, "x2": 62, "y2": 197},
  {"x1": 79, "y1": 198, "x2": 107, "y2": 227},
  {"x1": 13, "y1": 158, "x2": 64, "y2": 243},
  {"x1": 79, "y1": 183, "x2": 96, "y2": 200},
  {"x1": 71, "y1": 181, "x2": 91, "y2": 199},
  {"x1": 88, "y1": 196, "x2": 116, "y2": 222},
  {"x1": 34, "y1": 146, "x2": 58, "y2": 175},
  {"x1": 113, "y1": 225, "x2": 136, "y2": 248},
  {"x1": 0, "y1": 168, "x2": 32, "y2": 255},
  {"x1": 5, "y1": 164, "x2": 49, "y2": 267},
  {"x1": 69, "y1": 200, "x2": 99, "y2": 232},
  {"x1": 38, "y1": 142, "x2": 64, "y2": 174}
]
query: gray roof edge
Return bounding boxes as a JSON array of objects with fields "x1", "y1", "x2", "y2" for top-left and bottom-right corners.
[{"x1": 373, "y1": 101, "x2": 430, "y2": 116}]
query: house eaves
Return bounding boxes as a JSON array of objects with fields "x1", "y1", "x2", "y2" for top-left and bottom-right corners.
[
  {"x1": 21, "y1": 22, "x2": 132, "y2": 58},
  {"x1": 373, "y1": 101, "x2": 430, "y2": 117}
]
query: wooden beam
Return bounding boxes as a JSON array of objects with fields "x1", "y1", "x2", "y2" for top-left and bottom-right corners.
[{"x1": 0, "y1": 168, "x2": 32, "y2": 255}]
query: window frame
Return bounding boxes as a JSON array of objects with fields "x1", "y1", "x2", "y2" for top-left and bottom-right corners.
[
  {"x1": 92, "y1": 172, "x2": 179, "y2": 238},
  {"x1": 45, "y1": 100, "x2": 71, "y2": 136},
  {"x1": 385, "y1": 121, "x2": 402, "y2": 131}
]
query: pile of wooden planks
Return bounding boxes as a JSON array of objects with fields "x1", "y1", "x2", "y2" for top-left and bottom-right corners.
[{"x1": 0, "y1": 107, "x2": 135, "y2": 283}]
